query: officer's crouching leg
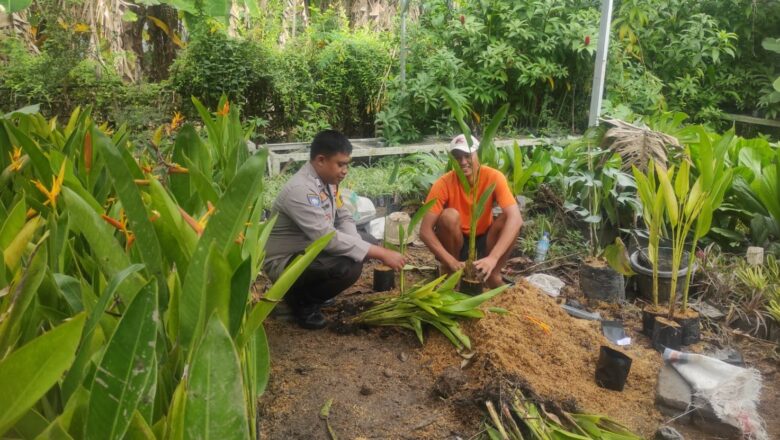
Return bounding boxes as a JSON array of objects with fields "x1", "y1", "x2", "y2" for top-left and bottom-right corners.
[{"x1": 317, "y1": 257, "x2": 363, "y2": 304}]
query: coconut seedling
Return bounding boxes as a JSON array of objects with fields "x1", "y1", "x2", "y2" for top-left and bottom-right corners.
[
  {"x1": 395, "y1": 199, "x2": 437, "y2": 293},
  {"x1": 442, "y1": 89, "x2": 509, "y2": 293},
  {"x1": 354, "y1": 270, "x2": 508, "y2": 351}
]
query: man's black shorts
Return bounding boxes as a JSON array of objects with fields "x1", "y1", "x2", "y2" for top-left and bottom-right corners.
[{"x1": 459, "y1": 233, "x2": 488, "y2": 261}]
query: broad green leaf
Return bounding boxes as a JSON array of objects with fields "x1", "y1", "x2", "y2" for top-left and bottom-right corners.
[
  {"x1": 191, "y1": 97, "x2": 220, "y2": 150},
  {"x1": 444, "y1": 283, "x2": 508, "y2": 312},
  {"x1": 479, "y1": 103, "x2": 509, "y2": 164},
  {"x1": 62, "y1": 188, "x2": 144, "y2": 304},
  {"x1": 603, "y1": 238, "x2": 635, "y2": 276},
  {"x1": 202, "y1": 242, "x2": 232, "y2": 330},
  {"x1": 0, "y1": 242, "x2": 47, "y2": 355},
  {"x1": 0, "y1": 198, "x2": 26, "y2": 250},
  {"x1": 125, "y1": 411, "x2": 156, "y2": 440},
  {"x1": 61, "y1": 264, "x2": 146, "y2": 401},
  {"x1": 184, "y1": 315, "x2": 250, "y2": 440},
  {"x1": 0, "y1": 314, "x2": 85, "y2": 436},
  {"x1": 250, "y1": 324, "x2": 271, "y2": 397},
  {"x1": 179, "y1": 154, "x2": 265, "y2": 351},
  {"x1": 34, "y1": 388, "x2": 85, "y2": 440},
  {"x1": 3, "y1": 216, "x2": 42, "y2": 271},
  {"x1": 164, "y1": 381, "x2": 187, "y2": 440},
  {"x1": 657, "y1": 166, "x2": 678, "y2": 226},
  {"x1": 408, "y1": 199, "x2": 436, "y2": 238},
  {"x1": 85, "y1": 281, "x2": 158, "y2": 440},
  {"x1": 9, "y1": 407, "x2": 48, "y2": 439},
  {"x1": 674, "y1": 159, "x2": 690, "y2": 201},
  {"x1": 229, "y1": 258, "x2": 252, "y2": 337},
  {"x1": 474, "y1": 182, "x2": 497, "y2": 220},
  {"x1": 238, "y1": 232, "x2": 333, "y2": 346},
  {"x1": 93, "y1": 127, "x2": 165, "y2": 287}
]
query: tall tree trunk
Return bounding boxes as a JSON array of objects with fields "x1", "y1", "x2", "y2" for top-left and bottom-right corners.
[{"x1": 145, "y1": 4, "x2": 178, "y2": 82}]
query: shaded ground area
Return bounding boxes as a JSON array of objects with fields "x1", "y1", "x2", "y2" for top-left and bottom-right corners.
[{"x1": 256, "y1": 245, "x2": 780, "y2": 439}]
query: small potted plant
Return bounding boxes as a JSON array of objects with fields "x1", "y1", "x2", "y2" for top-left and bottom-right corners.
[
  {"x1": 373, "y1": 201, "x2": 436, "y2": 293},
  {"x1": 568, "y1": 129, "x2": 637, "y2": 303}
]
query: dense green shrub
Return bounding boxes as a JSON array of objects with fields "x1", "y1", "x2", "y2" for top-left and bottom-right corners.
[
  {"x1": 266, "y1": 9, "x2": 392, "y2": 140},
  {"x1": 378, "y1": 0, "x2": 600, "y2": 143},
  {"x1": 0, "y1": 36, "x2": 173, "y2": 134},
  {"x1": 169, "y1": 28, "x2": 273, "y2": 117}
]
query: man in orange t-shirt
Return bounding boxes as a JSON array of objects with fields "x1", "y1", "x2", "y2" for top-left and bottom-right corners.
[{"x1": 419, "y1": 135, "x2": 523, "y2": 288}]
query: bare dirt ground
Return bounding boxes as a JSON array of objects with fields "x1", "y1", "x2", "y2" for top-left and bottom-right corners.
[{"x1": 256, "y1": 245, "x2": 780, "y2": 440}]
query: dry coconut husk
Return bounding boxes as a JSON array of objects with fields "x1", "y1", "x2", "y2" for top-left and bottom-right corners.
[{"x1": 422, "y1": 280, "x2": 664, "y2": 438}]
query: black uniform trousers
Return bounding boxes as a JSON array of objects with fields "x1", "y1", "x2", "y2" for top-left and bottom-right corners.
[{"x1": 283, "y1": 253, "x2": 363, "y2": 312}]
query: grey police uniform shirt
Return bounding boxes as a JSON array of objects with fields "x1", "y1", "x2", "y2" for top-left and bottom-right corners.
[{"x1": 263, "y1": 161, "x2": 370, "y2": 281}]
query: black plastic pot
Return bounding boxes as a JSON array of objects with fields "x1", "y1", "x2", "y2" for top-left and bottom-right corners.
[
  {"x1": 629, "y1": 250, "x2": 695, "y2": 303},
  {"x1": 595, "y1": 346, "x2": 632, "y2": 392},
  {"x1": 641, "y1": 307, "x2": 664, "y2": 337},
  {"x1": 638, "y1": 247, "x2": 692, "y2": 272},
  {"x1": 652, "y1": 317, "x2": 682, "y2": 352},
  {"x1": 373, "y1": 266, "x2": 395, "y2": 292},
  {"x1": 459, "y1": 278, "x2": 483, "y2": 295},
  {"x1": 579, "y1": 260, "x2": 625, "y2": 303},
  {"x1": 673, "y1": 312, "x2": 701, "y2": 346}
]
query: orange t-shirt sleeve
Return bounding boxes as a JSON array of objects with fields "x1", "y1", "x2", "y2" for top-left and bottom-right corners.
[
  {"x1": 492, "y1": 170, "x2": 517, "y2": 209},
  {"x1": 425, "y1": 175, "x2": 448, "y2": 215}
]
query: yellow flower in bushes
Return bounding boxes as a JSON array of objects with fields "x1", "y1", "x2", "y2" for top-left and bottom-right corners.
[{"x1": 32, "y1": 161, "x2": 67, "y2": 209}]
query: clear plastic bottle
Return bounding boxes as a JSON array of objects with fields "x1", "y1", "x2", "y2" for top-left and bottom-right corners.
[{"x1": 534, "y1": 232, "x2": 551, "y2": 263}]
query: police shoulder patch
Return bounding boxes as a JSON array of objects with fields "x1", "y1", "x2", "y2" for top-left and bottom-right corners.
[{"x1": 307, "y1": 193, "x2": 321, "y2": 207}]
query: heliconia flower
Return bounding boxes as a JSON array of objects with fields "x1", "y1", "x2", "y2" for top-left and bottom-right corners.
[
  {"x1": 32, "y1": 161, "x2": 67, "y2": 209},
  {"x1": 216, "y1": 101, "x2": 230, "y2": 117},
  {"x1": 101, "y1": 209, "x2": 135, "y2": 250},
  {"x1": 234, "y1": 232, "x2": 245, "y2": 244},
  {"x1": 149, "y1": 210, "x2": 161, "y2": 223},
  {"x1": 179, "y1": 202, "x2": 216, "y2": 236},
  {"x1": 9, "y1": 146, "x2": 25, "y2": 172},
  {"x1": 166, "y1": 111, "x2": 185, "y2": 135},
  {"x1": 585, "y1": 35, "x2": 590, "y2": 46},
  {"x1": 167, "y1": 164, "x2": 189, "y2": 174},
  {"x1": 26, "y1": 208, "x2": 38, "y2": 220}
]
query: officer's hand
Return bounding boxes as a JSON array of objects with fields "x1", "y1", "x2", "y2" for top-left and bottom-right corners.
[{"x1": 381, "y1": 249, "x2": 405, "y2": 270}]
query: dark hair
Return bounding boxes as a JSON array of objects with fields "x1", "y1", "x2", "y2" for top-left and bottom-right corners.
[{"x1": 310, "y1": 130, "x2": 353, "y2": 160}]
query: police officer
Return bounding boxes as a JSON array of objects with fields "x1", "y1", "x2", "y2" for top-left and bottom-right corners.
[{"x1": 264, "y1": 130, "x2": 405, "y2": 329}]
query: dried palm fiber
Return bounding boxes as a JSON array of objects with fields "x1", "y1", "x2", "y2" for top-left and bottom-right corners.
[{"x1": 601, "y1": 118, "x2": 681, "y2": 172}]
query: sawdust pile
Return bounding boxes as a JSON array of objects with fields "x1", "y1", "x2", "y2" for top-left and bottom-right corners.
[{"x1": 422, "y1": 281, "x2": 664, "y2": 437}]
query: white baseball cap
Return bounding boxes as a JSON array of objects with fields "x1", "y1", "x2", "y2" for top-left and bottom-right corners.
[{"x1": 449, "y1": 134, "x2": 479, "y2": 154}]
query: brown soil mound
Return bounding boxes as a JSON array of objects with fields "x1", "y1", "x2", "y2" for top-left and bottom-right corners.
[{"x1": 421, "y1": 280, "x2": 664, "y2": 437}]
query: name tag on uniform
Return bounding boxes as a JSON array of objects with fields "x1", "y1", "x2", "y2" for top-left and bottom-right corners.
[{"x1": 307, "y1": 194, "x2": 321, "y2": 207}]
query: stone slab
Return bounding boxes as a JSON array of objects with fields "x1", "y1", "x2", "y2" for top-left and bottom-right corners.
[
  {"x1": 689, "y1": 301, "x2": 725, "y2": 320},
  {"x1": 656, "y1": 363, "x2": 692, "y2": 411}
]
